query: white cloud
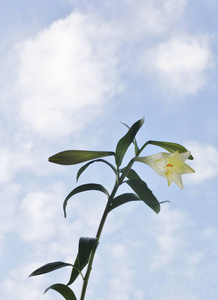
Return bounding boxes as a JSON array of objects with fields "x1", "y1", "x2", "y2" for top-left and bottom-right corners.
[
  {"x1": 0, "y1": 183, "x2": 21, "y2": 259},
  {"x1": 15, "y1": 11, "x2": 122, "y2": 139},
  {"x1": 144, "y1": 34, "x2": 214, "y2": 95},
  {"x1": 202, "y1": 226, "x2": 218, "y2": 239},
  {"x1": 0, "y1": 145, "x2": 33, "y2": 184},
  {"x1": 17, "y1": 190, "x2": 61, "y2": 242},
  {"x1": 185, "y1": 141, "x2": 218, "y2": 184},
  {"x1": 14, "y1": 185, "x2": 113, "y2": 257},
  {"x1": 149, "y1": 206, "x2": 185, "y2": 270},
  {"x1": 107, "y1": 243, "x2": 134, "y2": 300},
  {"x1": 125, "y1": 0, "x2": 188, "y2": 37},
  {"x1": 0, "y1": 138, "x2": 54, "y2": 185},
  {"x1": 0, "y1": 183, "x2": 20, "y2": 233},
  {"x1": 0, "y1": 234, "x2": 5, "y2": 258},
  {"x1": 0, "y1": 264, "x2": 53, "y2": 300},
  {"x1": 153, "y1": 292, "x2": 198, "y2": 300},
  {"x1": 71, "y1": 0, "x2": 187, "y2": 38},
  {"x1": 184, "y1": 250, "x2": 204, "y2": 280},
  {"x1": 65, "y1": 1, "x2": 213, "y2": 100}
]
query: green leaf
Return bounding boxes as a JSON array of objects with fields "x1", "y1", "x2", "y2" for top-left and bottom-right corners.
[
  {"x1": 112, "y1": 168, "x2": 160, "y2": 213},
  {"x1": 67, "y1": 256, "x2": 81, "y2": 285},
  {"x1": 49, "y1": 150, "x2": 115, "y2": 165},
  {"x1": 108, "y1": 193, "x2": 141, "y2": 211},
  {"x1": 44, "y1": 283, "x2": 77, "y2": 300},
  {"x1": 124, "y1": 168, "x2": 141, "y2": 180},
  {"x1": 147, "y1": 140, "x2": 194, "y2": 160},
  {"x1": 76, "y1": 159, "x2": 117, "y2": 182},
  {"x1": 67, "y1": 237, "x2": 97, "y2": 285},
  {"x1": 115, "y1": 118, "x2": 144, "y2": 167},
  {"x1": 63, "y1": 183, "x2": 109, "y2": 217},
  {"x1": 120, "y1": 122, "x2": 140, "y2": 155},
  {"x1": 78, "y1": 237, "x2": 98, "y2": 269},
  {"x1": 125, "y1": 178, "x2": 160, "y2": 214},
  {"x1": 29, "y1": 262, "x2": 73, "y2": 277}
]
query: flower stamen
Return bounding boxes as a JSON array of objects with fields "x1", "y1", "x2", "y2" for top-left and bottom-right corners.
[
  {"x1": 166, "y1": 163, "x2": 173, "y2": 167},
  {"x1": 165, "y1": 169, "x2": 172, "y2": 176},
  {"x1": 165, "y1": 163, "x2": 173, "y2": 176}
]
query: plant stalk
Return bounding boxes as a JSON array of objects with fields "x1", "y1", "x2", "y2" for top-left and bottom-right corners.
[
  {"x1": 79, "y1": 143, "x2": 149, "y2": 300},
  {"x1": 79, "y1": 179, "x2": 119, "y2": 300}
]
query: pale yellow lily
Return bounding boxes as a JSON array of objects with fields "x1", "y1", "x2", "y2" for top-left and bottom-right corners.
[{"x1": 135, "y1": 151, "x2": 195, "y2": 189}]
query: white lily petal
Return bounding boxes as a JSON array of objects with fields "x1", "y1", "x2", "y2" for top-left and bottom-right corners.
[
  {"x1": 135, "y1": 151, "x2": 194, "y2": 189},
  {"x1": 173, "y1": 151, "x2": 191, "y2": 162}
]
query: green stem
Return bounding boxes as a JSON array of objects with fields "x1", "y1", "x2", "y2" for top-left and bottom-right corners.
[
  {"x1": 79, "y1": 179, "x2": 119, "y2": 300},
  {"x1": 79, "y1": 141, "x2": 150, "y2": 300},
  {"x1": 136, "y1": 141, "x2": 149, "y2": 156},
  {"x1": 119, "y1": 158, "x2": 135, "y2": 184},
  {"x1": 118, "y1": 141, "x2": 149, "y2": 184}
]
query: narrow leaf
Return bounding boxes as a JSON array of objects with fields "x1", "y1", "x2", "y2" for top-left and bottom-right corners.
[
  {"x1": 108, "y1": 193, "x2": 141, "y2": 211},
  {"x1": 115, "y1": 118, "x2": 144, "y2": 167},
  {"x1": 76, "y1": 159, "x2": 117, "y2": 182},
  {"x1": 124, "y1": 168, "x2": 141, "y2": 180},
  {"x1": 49, "y1": 150, "x2": 115, "y2": 165},
  {"x1": 67, "y1": 237, "x2": 97, "y2": 285},
  {"x1": 67, "y1": 255, "x2": 82, "y2": 285},
  {"x1": 125, "y1": 179, "x2": 160, "y2": 214},
  {"x1": 147, "y1": 140, "x2": 194, "y2": 160},
  {"x1": 78, "y1": 237, "x2": 98, "y2": 269},
  {"x1": 29, "y1": 262, "x2": 73, "y2": 277},
  {"x1": 44, "y1": 283, "x2": 77, "y2": 300},
  {"x1": 63, "y1": 183, "x2": 109, "y2": 217},
  {"x1": 120, "y1": 122, "x2": 140, "y2": 155},
  {"x1": 67, "y1": 256, "x2": 81, "y2": 285}
]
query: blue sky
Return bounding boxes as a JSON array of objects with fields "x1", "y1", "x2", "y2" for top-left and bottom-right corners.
[{"x1": 1, "y1": 1, "x2": 218, "y2": 299}]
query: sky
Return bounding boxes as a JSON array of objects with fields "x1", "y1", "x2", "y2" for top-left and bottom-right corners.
[{"x1": 0, "y1": 0, "x2": 218, "y2": 299}]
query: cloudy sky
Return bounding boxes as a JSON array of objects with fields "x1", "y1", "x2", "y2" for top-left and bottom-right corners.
[{"x1": 1, "y1": 0, "x2": 218, "y2": 299}]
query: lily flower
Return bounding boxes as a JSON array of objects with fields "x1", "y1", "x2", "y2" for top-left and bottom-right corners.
[{"x1": 135, "y1": 151, "x2": 195, "y2": 189}]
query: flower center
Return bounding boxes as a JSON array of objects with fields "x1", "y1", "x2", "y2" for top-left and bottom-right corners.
[{"x1": 165, "y1": 163, "x2": 173, "y2": 176}]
